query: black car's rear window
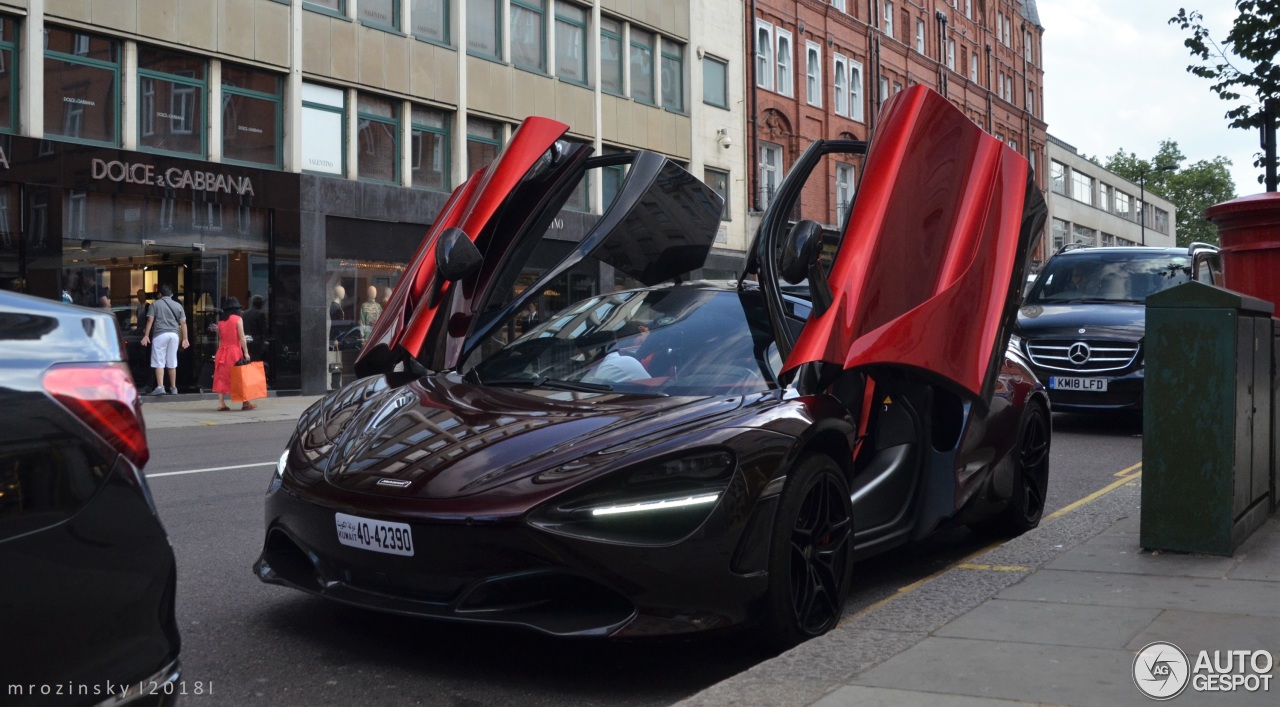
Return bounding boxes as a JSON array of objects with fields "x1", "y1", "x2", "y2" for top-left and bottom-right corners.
[{"x1": 1026, "y1": 252, "x2": 1194, "y2": 304}]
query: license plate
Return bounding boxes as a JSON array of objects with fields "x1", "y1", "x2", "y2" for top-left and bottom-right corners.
[
  {"x1": 335, "y1": 512, "x2": 414, "y2": 556},
  {"x1": 1050, "y1": 376, "x2": 1108, "y2": 392}
]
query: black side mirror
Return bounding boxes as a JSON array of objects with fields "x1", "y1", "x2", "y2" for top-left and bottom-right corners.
[
  {"x1": 435, "y1": 227, "x2": 482, "y2": 282},
  {"x1": 780, "y1": 220, "x2": 824, "y2": 285}
]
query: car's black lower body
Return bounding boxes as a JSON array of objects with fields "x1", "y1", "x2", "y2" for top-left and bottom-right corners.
[{"x1": 254, "y1": 485, "x2": 771, "y2": 638}]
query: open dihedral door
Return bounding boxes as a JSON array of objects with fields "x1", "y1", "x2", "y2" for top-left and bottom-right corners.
[{"x1": 784, "y1": 85, "x2": 1045, "y2": 407}]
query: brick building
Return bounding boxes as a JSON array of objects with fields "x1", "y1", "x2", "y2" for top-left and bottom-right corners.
[{"x1": 748, "y1": 0, "x2": 1048, "y2": 262}]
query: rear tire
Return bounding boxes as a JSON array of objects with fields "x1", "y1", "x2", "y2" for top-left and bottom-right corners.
[
  {"x1": 981, "y1": 402, "x2": 1050, "y2": 537},
  {"x1": 760, "y1": 454, "x2": 854, "y2": 648}
]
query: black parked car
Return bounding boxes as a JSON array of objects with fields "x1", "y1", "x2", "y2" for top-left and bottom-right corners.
[
  {"x1": 0, "y1": 291, "x2": 181, "y2": 705},
  {"x1": 1014, "y1": 243, "x2": 1222, "y2": 413}
]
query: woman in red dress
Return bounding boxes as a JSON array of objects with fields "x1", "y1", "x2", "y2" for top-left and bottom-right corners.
[{"x1": 213, "y1": 297, "x2": 255, "y2": 411}]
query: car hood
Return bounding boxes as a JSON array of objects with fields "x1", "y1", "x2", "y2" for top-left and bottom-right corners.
[
  {"x1": 1016, "y1": 303, "x2": 1145, "y2": 340},
  {"x1": 319, "y1": 375, "x2": 746, "y2": 501}
]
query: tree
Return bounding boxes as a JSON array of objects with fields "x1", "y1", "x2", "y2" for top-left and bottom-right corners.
[
  {"x1": 1102, "y1": 141, "x2": 1237, "y2": 247},
  {"x1": 1171, "y1": 3, "x2": 1280, "y2": 187}
]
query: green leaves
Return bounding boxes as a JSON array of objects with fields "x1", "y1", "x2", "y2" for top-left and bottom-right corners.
[{"x1": 1103, "y1": 141, "x2": 1237, "y2": 247}]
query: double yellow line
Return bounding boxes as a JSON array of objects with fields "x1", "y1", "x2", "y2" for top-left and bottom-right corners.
[{"x1": 839, "y1": 461, "x2": 1143, "y2": 626}]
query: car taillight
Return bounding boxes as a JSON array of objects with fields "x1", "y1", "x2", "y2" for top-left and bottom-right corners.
[{"x1": 43, "y1": 362, "x2": 150, "y2": 468}]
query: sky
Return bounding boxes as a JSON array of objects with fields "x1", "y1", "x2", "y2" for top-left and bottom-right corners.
[{"x1": 1038, "y1": 0, "x2": 1262, "y2": 195}]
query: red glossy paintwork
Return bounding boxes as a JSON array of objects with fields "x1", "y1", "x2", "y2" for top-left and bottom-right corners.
[
  {"x1": 355, "y1": 117, "x2": 570, "y2": 370},
  {"x1": 785, "y1": 85, "x2": 1030, "y2": 399}
]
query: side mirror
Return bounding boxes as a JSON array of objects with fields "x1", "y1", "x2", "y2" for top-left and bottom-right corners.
[
  {"x1": 779, "y1": 220, "x2": 824, "y2": 285},
  {"x1": 435, "y1": 227, "x2": 482, "y2": 282}
]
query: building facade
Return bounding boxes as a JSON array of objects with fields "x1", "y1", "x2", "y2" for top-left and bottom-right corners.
[
  {"x1": 0, "y1": 0, "x2": 745, "y2": 394},
  {"x1": 747, "y1": 0, "x2": 1048, "y2": 259},
  {"x1": 1046, "y1": 135, "x2": 1176, "y2": 256}
]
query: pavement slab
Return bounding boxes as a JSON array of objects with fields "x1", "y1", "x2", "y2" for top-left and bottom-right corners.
[
  {"x1": 996, "y1": 569, "x2": 1280, "y2": 618},
  {"x1": 934, "y1": 598, "x2": 1161, "y2": 650},
  {"x1": 812, "y1": 685, "x2": 1049, "y2": 707},
  {"x1": 1125, "y1": 609, "x2": 1280, "y2": 654}
]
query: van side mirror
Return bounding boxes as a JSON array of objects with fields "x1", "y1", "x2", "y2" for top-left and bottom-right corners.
[{"x1": 435, "y1": 227, "x2": 482, "y2": 282}]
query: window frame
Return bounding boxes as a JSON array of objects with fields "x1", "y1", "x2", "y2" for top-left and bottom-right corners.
[
  {"x1": 303, "y1": 0, "x2": 348, "y2": 20},
  {"x1": 754, "y1": 20, "x2": 773, "y2": 92},
  {"x1": 629, "y1": 26, "x2": 656, "y2": 105},
  {"x1": 849, "y1": 59, "x2": 864, "y2": 122},
  {"x1": 702, "y1": 54, "x2": 728, "y2": 109},
  {"x1": 883, "y1": 1, "x2": 894, "y2": 39},
  {"x1": 660, "y1": 38, "x2": 685, "y2": 113},
  {"x1": 600, "y1": 15, "x2": 624, "y2": 96},
  {"x1": 774, "y1": 27, "x2": 793, "y2": 98},
  {"x1": 511, "y1": 0, "x2": 548, "y2": 73},
  {"x1": 0, "y1": 17, "x2": 17, "y2": 135},
  {"x1": 300, "y1": 82, "x2": 347, "y2": 176},
  {"x1": 44, "y1": 29, "x2": 121, "y2": 147},
  {"x1": 358, "y1": 0, "x2": 402, "y2": 33},
  {"x1": 759, "y1": 141, "x2": 783, "y2": 209},
  {"x1": 805, "y1": 40, "x2": 821, "y2": 107},
  {"x1": 220, "y1": 67, "x2": 283, "y2": 169},
  {"x1": 411, "y1": 0, "x2": 451, "y2": 47},
  {"x1": 836, "y1": 163, "x2": 854, "y2": 227},
  {"x1": 704, "y1": 167, "x2": 731, "y2": 222},
  {"x1": 833, "y1": 53, "x2": 848, "y2": 117},
  {"x1": 356, "y1": 94, "x2": 402, "y2": 185},
  {"x1": 410, "y1": 106, "x2": 451, "y2": 192},
  {"x1": 915, "y1": 18, "x2": 924, "y2": 53},
  {"x1": 554, "y1": 1, "x2": 589, "y2": 86},
  {"x1": 467, "y1": 0, "x2": 502, "y2": 61},
  {"x1": 136, "y1": 53, "x2": 207, "y2": 158}
]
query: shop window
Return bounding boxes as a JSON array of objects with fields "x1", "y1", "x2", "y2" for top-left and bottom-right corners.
[
  {"x1": 44, "y1": 26, "x2": 120, "y2": 146},
  {"x1": 411, "y1": 106, "x2": 450, "y2": 191},
  {"x1": 0, "y1": 17, "x2": 16, "y2": 133},
  {"x1": 137, "y1": 46, "x2": 207, "y2": 157},
  {"x1": 600, "y1": 16, "x2": 623, "y2": 95},
  {"x1": 511, "y1": 0, "x2": 546, "y2": 72},
  {"x1": 301, "y1": 82, "x2": 345, "y2": 175},
  {"x1": 222, "y1": 64, "x2": 282, "y2": 168},
  {"x1": 357, "y1": 93, "x2": 400, "y2": 183},
  {"x1": 660, "y1": 39, "x2": 684, "y2": 112},
  {"x1": 359, "y1": 0, "x2": 400, "y2": 31},
  {"x1": 325, "y1": 258, "x2": 405, "y2": 389},
  {"x1": 466, "y1": 117, "x2": 503, "y2": 172},
  {"x1": 304, "y1": 0, "x2": 346, "y2": 17},
  {"x1": 630, "y1": 28, "x2": 655, "y2": 105},
  {"x1": 468, "y1": 0, "x2": 501, "y2": 60},
  {"x1": 412, "y1": 0, "x2": 449, "y2": 45},
  {"x1": 703, "y1": 55, "x2": 727, "y2": 109},
  {"x1": 555, "y1": 2, "x2": 588, "y2": 85}
]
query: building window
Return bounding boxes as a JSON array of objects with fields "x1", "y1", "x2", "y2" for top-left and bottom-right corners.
[
  {"x1": 600, "y1": 16, "x2": 623, "y2": 95},
  {"x1": 775, "y1": 28, "x2": 793, "y2": 97},
  {"x1": 555, "y1": 2, "x2": 588, "y2": 85},
  {"x1": 221, "y1": 63, "x2": 282, "y2": 168},
  {"x1": 1072, "y1": 223, "x2": 1096, "y2": 245},
  {"x1": 511, "y1": 0, "x2": 546, "y2": 72},
  {"x1": 1071, "y1": 171, "x2": 1095, "y2": 207},
  {"x1": 357, "y1": 94, "x2": 400, "y2": 183},
  {"x1": 411, "y1": 106, "x2": 450, "y2": 191},
  {"x1": 1050, "y1": 160, "x2": 1066, "y2": 195},
  {"x1": 137, "y1": 47, "x2": 206, "y2": 157},
  {"x1": 304, "y1": 0, "x2": 345, "y2": 16},
  {"x1": 1101, "y1": 232, "x2": 1116, "y2": 247},
  {"x1": 970, "y1": 51, "x2": 978, "y2": 82},
  {"x1": 359, "y1": 0, "x2": 400, "y2": 31},
  {"x1": 705, "y1": 168, "x2": 730, "y2": 221},
  {"x1": 883, "y1": 2, "x2": 893, "y2": 39},
  {"x1": 412, "y1": 0, "x2": 449, "y2": 45},
  {"x1": 467, "y1": 117, "x2": 503, "y2": 172},
  {"x1": 1051, "y1": 217, "x2": 1068, "y2": 252},
  {"x1": 832, "y1": 0, "x2": 846, "y2": 11},
  {"x1": 467, "y1": 0, "x2": 500, "y2": 59},
  {"x1": 759, "y1": 142, "x2": 782, "y2": 208},
  {"x1": 833, "y1": 55, "x2": 847, "y2": 117},
  {"x1": 301, "y1": 82, "x2": 345, "y2": 175},
  {"x1": 849, "y1": 60, "x2": 864, "y2": 121},
  {"x1": 0, "y1": 17, "x2": 16, "y2": 133},
  {"x1": 878, "y1": 75, "x2": 889, "y2": 109},
  {"x1": 947, "y1": 39, "x2": 955, "y2": 70},
  {"x1": 600, "y1": 145, "x2": 627, "y2": 212},
  {"x1": 703, "y1": 55, "x2": 728, "y2": 109},
  {"x1": 915, "y1": 19, "x2": 924, "y2": 53},
  {"x1": 1115, "y1": 190, "x2": 1132, "y2": 220},
  {"x1": 44, "y1": 27, "x2": 120, "y2": 145},
  {"x1": 630, "y1": 27, "x2": 655, "y2": 105},
  {"x1": 661, "y1": 39, "x2": 684, "y2": 112},
  {"x1": 1099, "y1": 183, "x2": 1114, "y2": 213},
  {"x1": 805, "y1": 41, "x2": 821, "y2": 107},
  {"x1": 755, "y1": 21, "x2": 773, "y2": 91},
  {"x1": 836, "y1": 163, "x2": 854, "y2": 227},
  {"x1": 1153, "y1": 207, "x2": 1170, "y2": 234},
  {"x1": 1025, "y1": 29, "x2": 1034, "y2": 63}
]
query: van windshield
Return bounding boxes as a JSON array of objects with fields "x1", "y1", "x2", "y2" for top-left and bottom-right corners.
[{"x1": 1025, "y1": 252, "x2": 1194, "y2": 305}]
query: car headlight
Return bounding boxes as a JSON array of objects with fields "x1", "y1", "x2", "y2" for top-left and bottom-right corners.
[
  {"x1": 267, "y1": 447, "x2": 288, "y2": 495},
  {"x1": 528, "y1": 450, "x2": 736, "y2": 544}
]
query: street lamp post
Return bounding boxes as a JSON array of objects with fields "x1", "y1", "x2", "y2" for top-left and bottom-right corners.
[{"x1": 1137, "y1": 164, "x2": 1177, "y2": 246}]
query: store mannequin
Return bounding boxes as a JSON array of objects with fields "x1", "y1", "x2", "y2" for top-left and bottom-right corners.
[
  {"x1": 330, "y1": 284, "x2": 347, "y2": 321},
  {"x1": 380, "y1": 286, "x2": 393, "y2": 307},
  {"x1": 360, "y1": 285, "x2": 382, "y2": 337}
]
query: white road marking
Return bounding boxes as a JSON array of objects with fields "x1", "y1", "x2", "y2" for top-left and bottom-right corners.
[{"x1": 147, "y1": 462, "x2": 275, "y2": 478}]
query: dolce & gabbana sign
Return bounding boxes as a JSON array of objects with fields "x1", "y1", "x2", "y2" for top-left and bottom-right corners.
[{"x1": 90, "y1": 158, "x2": 255, "y2": 196}]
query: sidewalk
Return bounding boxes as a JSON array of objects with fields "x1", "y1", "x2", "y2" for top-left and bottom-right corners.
[
  {"x1": 683, "y1": 477, "x2": 1280, "y2": 707},
  {"x1": 139, "y1": 392, "x2": 325, "y2": 430}
]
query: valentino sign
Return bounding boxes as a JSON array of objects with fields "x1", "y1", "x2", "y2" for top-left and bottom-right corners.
[{"x1": 90, "y1": 158, "x2": 255, "y2": 196}]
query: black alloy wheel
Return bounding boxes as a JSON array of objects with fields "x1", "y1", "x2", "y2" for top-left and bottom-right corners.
[
  {"x1": 762, "y1": 454, "x2": 854, "y2": 647},
  {"x1": 981, "y1": 402, "x2": 1051, "y2": 537}
]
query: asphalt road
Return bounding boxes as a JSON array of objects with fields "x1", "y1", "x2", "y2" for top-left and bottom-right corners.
[{"x1": 143, "y1": 411, "x2": 1143, "y2": 706}]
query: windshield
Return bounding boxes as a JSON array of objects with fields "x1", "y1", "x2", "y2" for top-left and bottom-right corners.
[
  {"x1": 462, "y1": 288, "x2": 781, "y2": 397},
  {"x1": 1025, "y1": 251, "x2": 1193, "y2": 304}
]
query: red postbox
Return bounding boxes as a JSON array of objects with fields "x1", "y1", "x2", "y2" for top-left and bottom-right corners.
[{"x1": 1206, "y1": 192, "x2": 1280, "y2": 311}]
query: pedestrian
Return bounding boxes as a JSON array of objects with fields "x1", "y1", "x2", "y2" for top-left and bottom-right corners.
[
  {"x1": 139, "y1": 284, "x2": 189, "y2": 395},
  {"x1": 241, "y1": 294, "x2": 268, "y2": 362},
  {"x1": 134, "y1": 288, "x2": 149, "y2": 330},
  {"x1": 212, "y1": 297, "x2": 255, "y2": 411}
]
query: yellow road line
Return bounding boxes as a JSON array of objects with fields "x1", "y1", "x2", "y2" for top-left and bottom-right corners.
[{"x1": 839, "y1": 461, "x2": 1141, "y2": 626}]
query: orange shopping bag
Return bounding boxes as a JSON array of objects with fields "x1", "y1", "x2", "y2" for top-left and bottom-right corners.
[{"x1": 230, "y1": 360, "x2": 267, "y2": 403}]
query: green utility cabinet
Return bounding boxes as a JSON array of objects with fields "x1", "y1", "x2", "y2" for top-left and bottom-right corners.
[{"x1": 1142, "y1": 282, "x2": 1274, "y2": 556}]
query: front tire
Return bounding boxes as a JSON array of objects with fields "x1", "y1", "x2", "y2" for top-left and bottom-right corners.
[
  {"x1": 984, "y1": 402, "x2": 1051, "y2": 537},
  {"x1": 761, "y1": 454, "x2": 854, "y2": 648}
]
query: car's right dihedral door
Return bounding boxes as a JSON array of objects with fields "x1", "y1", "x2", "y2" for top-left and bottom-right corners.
[{"x1": 784, "y1": 85, "x2": 1045, "y2": 405}]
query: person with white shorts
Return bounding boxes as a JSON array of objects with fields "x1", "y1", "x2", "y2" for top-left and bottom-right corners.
[{"x1": 139, "y1": 283, "x2": 190, "y2": 395}]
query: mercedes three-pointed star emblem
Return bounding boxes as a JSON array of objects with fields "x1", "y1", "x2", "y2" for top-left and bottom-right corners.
[{"x1": 1068, "y1": 342, "x2": 1091, "y2": 365}]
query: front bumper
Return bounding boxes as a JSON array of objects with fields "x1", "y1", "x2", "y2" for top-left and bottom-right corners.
[{"x1": 1037, "y1": 368, "x2": 1144, "y2": 412}]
